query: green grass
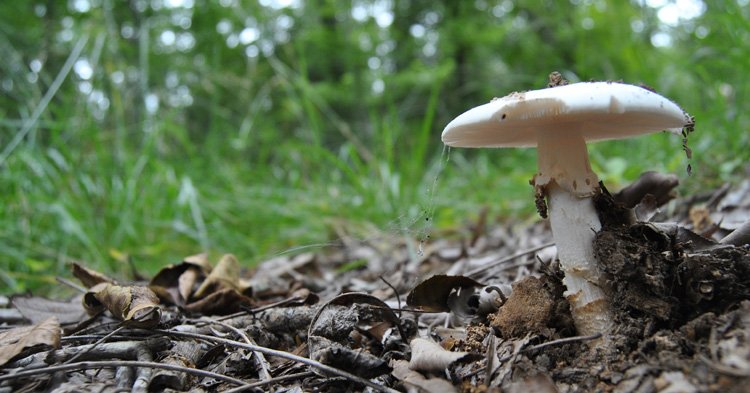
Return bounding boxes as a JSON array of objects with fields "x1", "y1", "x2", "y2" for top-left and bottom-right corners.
[{"x1": 0, "y1": 64, "x2": 743, "y2": 294}]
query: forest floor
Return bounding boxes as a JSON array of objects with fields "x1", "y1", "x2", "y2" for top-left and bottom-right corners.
[{"x1": 1, "y1": 173, "x2": 749, "y2": 393}]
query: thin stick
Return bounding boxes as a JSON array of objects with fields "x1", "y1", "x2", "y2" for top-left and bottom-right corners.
[
  {"x1": 197, "y1": 296, "x2": 304, "y2": 325},
  {"x1": 379, "y1": 276, "x2": 401, "y2": 317},
  {"x1": 496, "y1": 333, "x2": 601, "y2": 362},
  {"x1": 202, "y1": 318, "x2": 272, "y2": 381},
  {"x1": 62, "y1": 325, "x2": 125, "y2": 365},
  {"x1": 55, "y1": 277, "x2": 88, "y2": 293},
  {"x1": 0, "y1": 360, "x2": 249, "y2": 386},
  {"x1": 466, "y1": 242, "x2": 554, "y2": 277},
  {"x1": 158, "y1": 329, "x2": 397, "y2": 393},
  {"x1": 698, "y1": 355, "x2": 750, "y2": 377},
  {"x1": 522, "y1": 333, "x2": 602, "y2": 353},
  {"x1": 61, "y1": 335, "x2": 135, "y2": 342},
  {"x1": 222, "y1": 371, "x2": 315, "y2": 393}
]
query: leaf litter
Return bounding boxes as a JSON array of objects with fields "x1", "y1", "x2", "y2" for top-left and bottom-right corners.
[{"x1": 1, "y1": 174, "x2": 750, "y2": 392}]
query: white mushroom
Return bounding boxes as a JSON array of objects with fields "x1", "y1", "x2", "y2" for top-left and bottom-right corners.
[{"x1": 442, "y1": 81, "x2": 692, "y2": 339}]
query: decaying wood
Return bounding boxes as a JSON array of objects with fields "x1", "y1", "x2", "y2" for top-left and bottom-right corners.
[
  {"x1": 614, "y1": 171, "x2": 679, "y2": 208},
  {"x1": 720, "y1": 219, "x2": 750, "y2": 246}
]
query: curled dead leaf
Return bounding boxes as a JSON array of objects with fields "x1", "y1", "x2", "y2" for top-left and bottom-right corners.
[
  {"x1": 407, "y1": 275, "x2": 483, "y2": 314},
  {"x1": 194, "y1": 254, "x2": 247, "y2": 299},
  {"x1": 150, "y1": 253, "x2": 213, "y2": 305},
  {"x1": 83, "y1": 283, "x2": 161, "y2": 328},
  {"x1": 183, "y1": 287, "x2": 255, "y2": 315}
]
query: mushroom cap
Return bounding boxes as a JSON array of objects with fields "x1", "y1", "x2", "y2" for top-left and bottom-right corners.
[{"x1": 442, "y1": 82, "x2": 692, "y2": 148}]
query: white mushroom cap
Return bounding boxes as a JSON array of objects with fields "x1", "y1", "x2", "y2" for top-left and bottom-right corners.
[
  {"x1": 441, "y1": 82, "x2": 691, "y2": 148},
  {"x1": 442, "y1": 82, "x2": 692, "y2": 196}
]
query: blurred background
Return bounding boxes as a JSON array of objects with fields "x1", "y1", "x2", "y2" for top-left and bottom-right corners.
[{"x1": 1, "y1": 0, "x2": 748, "y2": 293}]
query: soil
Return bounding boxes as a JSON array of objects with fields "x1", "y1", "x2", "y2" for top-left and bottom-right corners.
[{"x1": 1, "y1": 178, "x2": 749, "y2": 392}]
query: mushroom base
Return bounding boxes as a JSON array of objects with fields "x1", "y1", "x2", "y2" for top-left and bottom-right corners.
[{"x1": 547, "y1": 183, "x2": 613, "y2": 337}]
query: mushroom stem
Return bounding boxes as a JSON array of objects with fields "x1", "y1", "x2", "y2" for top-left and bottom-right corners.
[
  {"x1": 535, "y1": 132, "x2": 613, "y2": 337},
  {"x1": 547, "y1": 184, "x2": 613, "y2": 336}
]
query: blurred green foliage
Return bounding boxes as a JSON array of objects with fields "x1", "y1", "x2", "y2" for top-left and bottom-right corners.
[{"x1": 1, "y1": 0, "x2": 748, "y2": 293}]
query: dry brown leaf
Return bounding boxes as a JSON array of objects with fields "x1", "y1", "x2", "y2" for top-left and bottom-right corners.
[
  {"x1": 12, "y1": 296, "x2": 86, "y2": 325},
  {"x1": 406, "y1": 275, "x2": 483, "y2": 313},
  {"x1": 390, "y1": 359, "x2": 458, "y2": 393},
  {"x1": 83, "y1": 283, "x2": 161, "y2": 328},
  {"x1": 183, "y1": 287, "x2": 255, "y2": 315},
  {"x1": 194, "y1": 254, "x2": 242, "y2": 298},
  {"x1": 183, "y1": 252, "x2": 213, "y2": 270},
  {"x1": 178, "y1": 268, "x2": 201, "y2": 302},
  {"x1": 150, "y1": 254, "x2": 213, "y2": 305},
  {"x1": 409, "y1": 337, "x2": 476, "y2": 372},
  {"x1": 0, "y1": 316, "x2": 61, "y2": 366},
  {"x1": 71, "y1": 262, "x2": 116, "y2": 288}
]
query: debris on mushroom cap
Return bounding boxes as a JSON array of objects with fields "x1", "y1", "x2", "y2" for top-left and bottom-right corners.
[{"x1": 441, "y1": 82, "x2": 691, "y2": 148}]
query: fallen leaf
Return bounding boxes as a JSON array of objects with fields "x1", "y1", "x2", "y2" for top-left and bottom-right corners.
[
  {"x1": 390, "y1": 359, "x2": 457, "y2": 393},
  {"x1": 83, "y1": 283, "x2": 161, "y2": 328},
  {"x1": 194, "y1": 254, "x2": 245, "y2": 298},
  {"x1": 183, "y1": 288, "x2": 254, "y2": 315},
  {"x1": 12, "y1": 296, "x2": 86, "y2": 325},
  {"x1": 406, "y1": 275, "x2": 483, "y2": 313},
  {"x1": 150, "y1": 254, "x2": 213, "y2": 305},
  {"x1": 0, "y1": 316, "x2": 61, "y2": 366},
  {"x1": 71, "y1": 262, "x2": 116, "y2": 288},
  {"x1": 409, "y1": 337, "x2": 478, "y2": 372},
  {"x1": 184, "y1": 252, "x2": 212, "y2": 268}
]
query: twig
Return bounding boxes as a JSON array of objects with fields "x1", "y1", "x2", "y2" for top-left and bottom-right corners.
[
  {"x1": 497, "y1": 333, "x2": 602, "y2": 363},
  {"x1": 199, "y1": 295, "x2": 304, "y2": 325},
  {"x1": 62, "y1": 325, "x2": 125, "y2": 365},
  {"x1": 9, "y1": 338, "x2": 169, "y2": 369},
  {"x1": 466, "y1": 242, "x2": 554, "y2": 277},
  {"x1": 55, "y1": 277, "x2": 88, "y2": 293},
  {"x1": 61, "y1": 334, "x2": 136, "y2": 342},
  {"x1": 159, "y1": 329, "x2": 398, "y2": 393},
  {"x1": 698, "y1": 355, "x2": 750, "y2": 377},
  {"x1": 222, "y1": 371, "x2": 315, "y2": 393},
  {"x1": 720, "y1": 219, "x2": 750, "y2": 246},
  {"x1": 379, "y1": 276, "x2": 401, "y2": 317},
  {"x1": 522, "y1": 333, "x2": 602, "y2": 353},
  {"x1": 484, "y1": 334, "x2": 496, "y2": 385},
  {"x1": 466, "y1": 333, "x2": 603, "y2": 380},
  {"x1": 0, "y1": 360, "x2": 249, "y2": 387},
  {"x1": 201, "y1": 318, "x2": 272, "y2": 381}
]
